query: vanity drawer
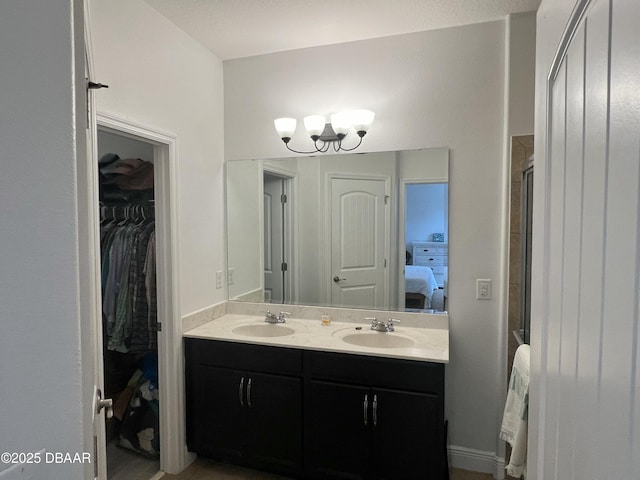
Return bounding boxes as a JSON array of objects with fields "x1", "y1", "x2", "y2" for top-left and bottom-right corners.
[
  {"x1": 306, "y1": 350, "x2": 444, "y2": 395},
  {"x1": 185, "y1": 338, "x2": 303, "y2": 375}
]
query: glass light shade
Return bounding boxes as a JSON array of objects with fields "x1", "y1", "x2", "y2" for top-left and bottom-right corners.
[
  {"x1": 303, "y1": 115, "x2": 326, "y2": 137},
  {"x1": 330, "y1": 112, "x2": 352, "y2": 136},
  {"x1": 274, "y1": 117, "x2": 297, "y2": 139},
  {"x1": 351, "y1": 110, "x2": 375, "y2": 132}
]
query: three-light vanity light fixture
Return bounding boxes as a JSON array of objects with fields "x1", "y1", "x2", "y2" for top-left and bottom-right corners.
[{"x1": 274, "y1": 109, "x2": 375, "y2": 154}]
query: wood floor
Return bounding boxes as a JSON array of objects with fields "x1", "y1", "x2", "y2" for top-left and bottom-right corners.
[
  {"x1": 107, "y1": 441, "x2": 160, "y2": 480},
  {"x1": 162, "y1": 457, "x2": 494, "y2": 480}
]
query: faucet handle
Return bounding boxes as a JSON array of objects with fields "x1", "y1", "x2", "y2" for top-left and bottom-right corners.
[
  {"x1": 278, "y1": 311, "x2": 291, "y2": 322},
  {"x1": 386, "y1": 318, "x2": 400, "y2": 331},
  {"x1": 365, "y1": 317, "x2": 377, "y2": 327}
]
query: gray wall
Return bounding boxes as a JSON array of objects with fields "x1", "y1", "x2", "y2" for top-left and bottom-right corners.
[
  {"x1": 224, "y1": 18, "x2": 536, "y2": 466},
  {"x1": 0, "y1": 1, "x2": 88, "y2": 478},
  {"x1": 90, "y1": 0, "x2": 226, "y2": 316}
]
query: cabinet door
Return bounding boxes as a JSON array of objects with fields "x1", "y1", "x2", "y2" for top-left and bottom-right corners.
[
  {"x1": 307, "y1": 380, "x2": 371, "y2": 480},
  {"x1": 188, "y1": 364, "x2": 246, "y2": 463},
  {"x1": 246, "y1": 372, "x2": 302, "y2": 474},
  {"x1": 371, "y1": 388, "x2": 443, "y2": 480}
]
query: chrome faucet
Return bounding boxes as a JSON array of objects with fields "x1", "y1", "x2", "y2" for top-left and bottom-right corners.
[
  {"x1": 265, "y1": 310, "x2": 290, "y2": 324},
  {"x1": 366, "y1": 317, "x2": 400, "y2": 332}
]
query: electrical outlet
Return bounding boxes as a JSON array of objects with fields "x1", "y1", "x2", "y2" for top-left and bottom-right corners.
[
  {"x1": 216, "y1": 271, "x2": 223, "y2": 289},
  {"x1": 228, "y1": 267, "x2": 235, "y2": 286},
  {"x1": 476, "y1": 279, "x2": 492, "y2": 300}
]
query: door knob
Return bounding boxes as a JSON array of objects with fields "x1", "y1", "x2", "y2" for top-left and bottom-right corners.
[
  {"x1": 95, "y1": 388, "x2": 113, "y2": 419},
  {"x1": 333, "y1": 276, "x2": 346, "y2": 283}
]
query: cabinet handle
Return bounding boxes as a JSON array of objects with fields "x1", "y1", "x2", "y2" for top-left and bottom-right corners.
[
  {"x1": 247, "y1": 378, "x2": 253, "y2": 408},
  {"x1": 239, "y1": 377, "x2": 245, "y2": 407},
  {"x1": 363, "y1": 394, "x2": 368, "y2": 426},
  {"x1": 373, "y1": 394, "x2": 378, "y2": 427}
]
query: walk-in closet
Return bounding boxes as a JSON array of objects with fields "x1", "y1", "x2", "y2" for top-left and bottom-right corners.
[{"x1": 97, "y1": 129, "x2": 161, "y2": 480}]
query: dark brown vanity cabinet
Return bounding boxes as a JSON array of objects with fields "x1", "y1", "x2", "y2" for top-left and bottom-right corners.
[
  {"x1": 185, "y1": 338, "x2": 445, "y2": 480},
  {"x1": 185, "y1": 339, "x2": 303, "y2": 476},
  {"x1": 305, "y1": 351, "x2": 445, "y2": 480}
]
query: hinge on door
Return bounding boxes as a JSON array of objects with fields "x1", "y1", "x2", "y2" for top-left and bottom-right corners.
[
  {"x1": 87, "y1": 80, "x2": 109, "y2": 90},
  {"x1": 281, "y1": 262, "x2": 288, "y2": 272},
  {"x1": 85, "y1": 79, "x2": 109, "y2": 126},
  {"x1": 155, "y1": 322, "x2": 162, "y2": 332},
  {"x1": 384, "y1": 195, "x2": 389, "y2": 205},
  {"x1": 281, "y1": 194, "x2": 287, "y2": 203},
  {"x1": 384, "y1": 258, "x2": 387, "y2": 267}
]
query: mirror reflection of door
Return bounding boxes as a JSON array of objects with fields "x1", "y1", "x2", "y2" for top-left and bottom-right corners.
[
  {"x1": 264, "y1": 173, "x2": 292, "y2": 303},
  {"x1": 330, "y1": 176, "x2": 389, "y2": 309}
]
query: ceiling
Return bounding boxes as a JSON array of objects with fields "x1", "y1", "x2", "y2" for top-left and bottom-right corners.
[{"x1": 143, "y1": 0, "x2": 541, "y2": 60}]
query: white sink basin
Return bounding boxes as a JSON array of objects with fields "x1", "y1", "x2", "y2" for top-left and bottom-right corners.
[
  {"x1": 232, "y1": 324, "x2": 296, "y2": 337},
  {"x1": 341, "y1": 332, "x2": 414, "y2": 349}
]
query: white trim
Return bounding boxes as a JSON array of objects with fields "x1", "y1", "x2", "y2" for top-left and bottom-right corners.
[
  {"x1": 496, "y1": 12, "x2": 513, "y2": 469},
  {"x1": 95, "y1": 113, "x2": 187, "y2": 475},
  {"x1": 449, "y1": 445, "x2": 505, "y2": 478},
  {"x1": 81, "y1": 4, "x2": 107, "y2": 478},
  {"x1": 261, "y1": 164, "x2": 299, "y2": 305},
  {"x1": 494, "y1": 455, "x2": 506, "y2": 480}
]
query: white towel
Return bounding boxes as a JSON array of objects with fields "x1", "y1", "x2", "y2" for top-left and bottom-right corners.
[{"x1": 500, "y1": 344, "x2": 530, "y2": 479}]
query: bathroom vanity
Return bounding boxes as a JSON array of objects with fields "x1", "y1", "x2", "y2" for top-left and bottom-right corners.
[{"x1": 184, "y1": 314, "x2": 448, "y2": 479}]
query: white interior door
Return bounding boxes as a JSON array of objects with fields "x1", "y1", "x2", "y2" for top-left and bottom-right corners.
[
  {"x1": 330, "y1": 177, "x2": 388, "y2": 308},
  {"x1": 264, "y1": 174, "x2": 285, "y2": 303},
  {"x1": 532, "y1": 0, "x2": 640, "y2": 478},
  {"x1": 84, "y1": 21, "x2": 108, "y2": 478}
]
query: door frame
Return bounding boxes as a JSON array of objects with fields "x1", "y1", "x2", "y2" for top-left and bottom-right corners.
[
  {"x1": 262, "y1": 170, "x2": 296, "y2": 304},
  {"x1": 398, "y1": 177, "x2": 448, "y2": 309},
  {"x1": 324, "y1": 173, "x2": 391, "y2": 308},
  {"x1": 94, "y1": 112, "x2": 184, "y2": 475},
  {"x1": 261, "y1": 164, "x2": 298, "y2": 305},
  {"x1": 83, "y1": 4, "x2": 185, "y2": 475}
]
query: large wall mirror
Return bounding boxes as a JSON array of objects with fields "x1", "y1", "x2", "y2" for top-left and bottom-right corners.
[{"x1": 226, "y1": 148, "x2": 449, "y2": 313}]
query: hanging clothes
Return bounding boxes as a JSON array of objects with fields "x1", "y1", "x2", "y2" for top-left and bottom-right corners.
[{"x1": 101, "y1": 205, "x2": 157, "y2": 353}]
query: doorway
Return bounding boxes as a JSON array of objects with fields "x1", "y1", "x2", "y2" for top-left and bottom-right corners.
[
  {"x1": 90, "y1": 113, "x2": 182, "y2": 480},
  {"x1": 97, "y1": 128, "x2": 160, "y2": 480},
  {"x1": 263, "y1": 172, "x2": 293, "y2": 303},
  {"x1": 399, "y1": 181, "x2": 448, "y2": 312},
  {"x1": 506, "y1": 134, "x2": 533, "y2": 376}
]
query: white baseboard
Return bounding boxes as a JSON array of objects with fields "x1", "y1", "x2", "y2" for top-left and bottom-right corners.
[{"x1": 449, "y1": 445, "x2": 505, "y2": 479}]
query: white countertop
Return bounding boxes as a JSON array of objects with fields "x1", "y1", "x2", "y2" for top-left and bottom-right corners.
[{"x1": 184, "y1": 314, "x2": 449, "y2": 364}]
